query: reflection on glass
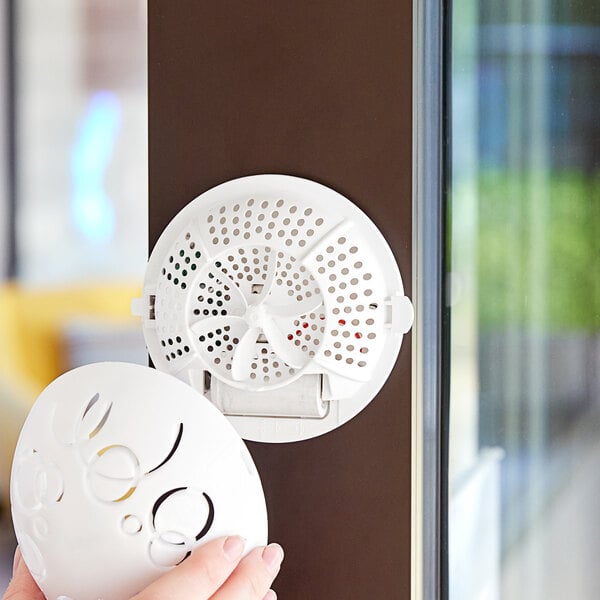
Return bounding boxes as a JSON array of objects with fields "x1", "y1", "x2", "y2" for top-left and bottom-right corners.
[
  {"x1": 448, "y1": 0, "x2": 600, "y2": 598},
  {"x1": 71, "y1": 90, "x2": 121, "y2": 244},
  {"x1": 16, "y1": 0, "x2": 147, "y2": 285}
]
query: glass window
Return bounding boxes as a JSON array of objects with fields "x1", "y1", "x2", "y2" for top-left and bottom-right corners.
[
  {"x1": 16, "y1": 0, "x2": 147, "y2": 285},
  {"x1": 448, "y1": 0, "x2": 600, "y2": 597}
]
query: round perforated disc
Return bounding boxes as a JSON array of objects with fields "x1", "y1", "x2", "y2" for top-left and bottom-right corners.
[{"x1": 137, "y1": 175, "x2": 413, "y2": 442}]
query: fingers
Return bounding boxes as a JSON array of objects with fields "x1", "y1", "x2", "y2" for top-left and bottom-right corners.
[
  {"x1": 2, "y1": 547, "x2": 45, "y2": 600},
  {"x1": 132, "y1": 535, "x2": 245, "y2": 600},
  {"x1": 5, "y1": 541, "x2": 282, "y2": 600},
  {"x1": 210, "y1": 543, "x2": 283, "y2": 600}
]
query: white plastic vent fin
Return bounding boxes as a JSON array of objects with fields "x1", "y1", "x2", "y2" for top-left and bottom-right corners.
[{"x1": 138, "y1": 175, "x2": 413, "y2": 442}]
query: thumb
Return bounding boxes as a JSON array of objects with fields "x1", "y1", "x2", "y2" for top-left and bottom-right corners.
[{"x1": 3, "y1": 548, "x2": 45, "y2": 600}]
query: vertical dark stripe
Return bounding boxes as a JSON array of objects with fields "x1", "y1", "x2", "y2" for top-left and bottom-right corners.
[
  {"x1": 6, "y1": 0, "x2": 17, "y2": 279},
  {"x1": 441, "y1": 1, "x2": 452, "y2": 598},
  {"x1": 416, "y1": 0, "x2": 447, "y2": 596}
]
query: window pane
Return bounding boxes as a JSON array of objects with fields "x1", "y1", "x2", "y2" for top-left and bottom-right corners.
[
  {"x1": 16, "y1": 0, "x2": 147, "y2": 285},
  {"x1": 448, "y1": 0, "x2": 600, "y2": 598}
]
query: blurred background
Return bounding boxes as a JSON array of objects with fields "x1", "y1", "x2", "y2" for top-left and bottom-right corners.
[
  {"x1": 0, "y1": 0, "x2": 598, "y2": 598},
  {"x1": 448, "y1": 0, "x2": 600, "y2": 598},
  {"x1": 0, "y1": 0, "x2": 147, "y2": 591}
]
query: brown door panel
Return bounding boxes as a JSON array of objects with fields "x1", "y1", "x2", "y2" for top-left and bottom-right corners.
[{"x1": 148, "y1": 2, "x2": 412, "y2": 597}]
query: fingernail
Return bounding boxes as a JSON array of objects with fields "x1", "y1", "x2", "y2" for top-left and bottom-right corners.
[
  {"x1": 262, "y1": 590, "x2": 277, "y2": 600},
  {"x1": 223, "y1": 536, "x2": 245, "y2": 561},
  {"x1": 262, "y1": 543, "x2": 284, "y2": 575},
  {"x1": 12, "y1": 547, "x2": 21, "y2": 576}
]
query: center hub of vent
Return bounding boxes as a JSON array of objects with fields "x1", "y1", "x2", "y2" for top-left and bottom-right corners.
[
  {"x1": 183, "y1": 244, "x2": 327, "y2": 390},
  {"x1": 244, "y1": 304, "x2": 267, "y2": 328}
]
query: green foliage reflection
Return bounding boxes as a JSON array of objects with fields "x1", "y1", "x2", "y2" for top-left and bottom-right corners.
[{"x1": 478, "y1": 170, "x2": 600, "y2": 331}]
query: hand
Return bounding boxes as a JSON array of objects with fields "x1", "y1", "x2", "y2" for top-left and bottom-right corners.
[{"x1": 4, "y1": 537, "x2": 283, "y2": 600}]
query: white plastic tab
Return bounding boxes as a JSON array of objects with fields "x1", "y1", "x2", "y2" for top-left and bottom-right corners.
[
  {"x1": 388, "y1": 292, "x2": 415, "y2": 334},
  {"x1": 130, "y1": 297, "x2": 144, "y2": 318}
]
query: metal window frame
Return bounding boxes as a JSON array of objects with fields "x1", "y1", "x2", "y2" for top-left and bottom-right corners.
[
  {"x1": 0, "y1": 0, "x2": 18, "y2": 279},
  {"x1": 412, "y1": 0, "x2": 448, "y2": 598},
  {"x1": 0, "y1": 0, "x2": 17, "y2": 279}
]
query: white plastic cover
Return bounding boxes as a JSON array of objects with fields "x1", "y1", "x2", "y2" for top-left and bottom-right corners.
[{"x1": 10, "y1": 362, "x2": 267, "y2": 600}]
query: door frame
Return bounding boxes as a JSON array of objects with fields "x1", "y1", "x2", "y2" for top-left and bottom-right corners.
[{"x1": 412, "y1": 0, "x2": 448, "y2": 598}]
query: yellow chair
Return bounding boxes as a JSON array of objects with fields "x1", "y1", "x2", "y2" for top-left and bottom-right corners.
[{"x1": 0, "y1": 281, "x2": 142, "y2": 510}]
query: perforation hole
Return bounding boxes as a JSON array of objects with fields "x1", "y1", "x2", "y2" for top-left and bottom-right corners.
[
  {"x1": 244, "y1": 345, "x2": 302, "y2": 384},
  {"x1": 161, "y1": 232, "x2": 202, "y2": 291},
  {"x1": 160, "y1": 336, "x2": 191, "y2": 363},
  {"x1": 314, "y1": 236, "x2": 382, "y2": 369},
  {"x1": 194, "y1": 324, "x2": 239, "y2": 375},
  {"x1": 205, "y1": 198, "x2": 326, "y2": 251}
]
